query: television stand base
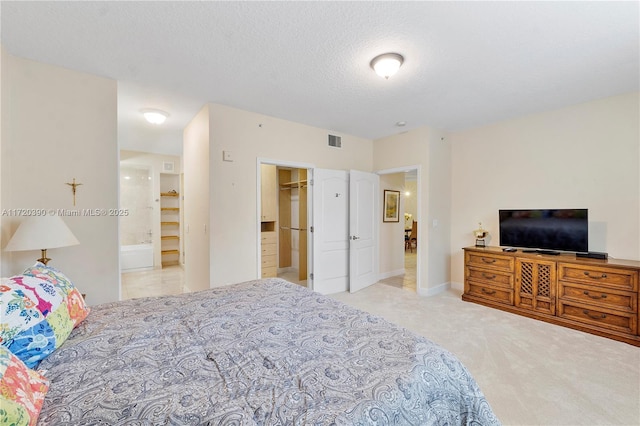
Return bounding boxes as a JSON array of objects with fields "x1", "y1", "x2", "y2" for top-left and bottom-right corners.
[
  {"x1": 536, "y1": 249, "x2": 560, "y2": 255},
  {"x1": 521, "y1": 249, "x2": 560, "y2": 255},
  {"x1": 463, "y1": 246, "x2": 640, "y2": 347}
]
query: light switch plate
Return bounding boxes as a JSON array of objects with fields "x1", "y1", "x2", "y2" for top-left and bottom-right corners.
[{"x1": 223, "y1": 150, "x2": 233, "y2": 162}]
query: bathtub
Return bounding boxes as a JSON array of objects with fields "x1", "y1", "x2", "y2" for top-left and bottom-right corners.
[{"x1": 121, "y1": 243, "x2": 154, "y2": 271}]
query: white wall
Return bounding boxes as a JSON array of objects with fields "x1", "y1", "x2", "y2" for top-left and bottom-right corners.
[
  {"x1": 450, "y1": 92, "x2": 640, "y2": 288},
  {"x1": 379, "y1": 173, "x2": 405, "y2": 278},
  {"x1": 183, "y1": 105, "x2": 210, "y2": 292},
  {"x1": 0, "y1": 54, "x2": 119, "y2": 304},
  {"x1": 206, "y1": 103, "x2": 373, "y2": 287},
  {"x1": 374, "y1": 127, "x2": 452, "y2": 295},
  {"x1": 403, "y1": 179, "x2": 417, "y2": 224},
  {"x1": 425, "y1": 129, "x2": 452, "y2": 294},
  {"x1": 0, "y1": 45, "x2": 5, "y2": 270},
  {"x1": 119, "y1": 150, "x2": 181, "y2": 269}
]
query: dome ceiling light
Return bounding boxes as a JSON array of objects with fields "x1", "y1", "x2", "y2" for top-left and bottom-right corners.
[
  {"x1": 370, "y1": 53, "x2": 404, "y2": 79},
  {"x1": 141, "y1": 108, "x2": 169, "y2": 125}
]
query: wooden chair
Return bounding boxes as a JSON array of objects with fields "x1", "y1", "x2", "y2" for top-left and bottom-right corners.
[{"x1": 406, "y1": 221, "x2": 417, "y2": 252}]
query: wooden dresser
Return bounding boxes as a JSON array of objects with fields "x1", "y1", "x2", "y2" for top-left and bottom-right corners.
[{"x1": 462, "y1": 246, "x2": 640, "y2": 346}]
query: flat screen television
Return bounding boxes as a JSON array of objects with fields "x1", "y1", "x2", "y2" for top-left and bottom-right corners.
[{"x1": 499, "y1": 209, "x2": 588, "y2": 253}]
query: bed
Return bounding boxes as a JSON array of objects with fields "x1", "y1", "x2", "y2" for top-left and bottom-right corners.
[
  {"x1": 2, "y1": 266, "x2": 499, "y2": 425},
  {"x1": 34, "y1": 278, "x2": 498, "y2": 425}
]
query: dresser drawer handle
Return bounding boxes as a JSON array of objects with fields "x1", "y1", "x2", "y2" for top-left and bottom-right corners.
[
  {"x1": 481, "y1": 258, "x2": 496, "y2": 264},
  {"x1": 482, "y1": 273, "x2": 496, "y2": 280},
  {"x1": 583, "y1": 310, "x2": 606, "y2": 320},
  {"x1": 481, "y1": 288, "x2": 496, "y2": 295},
  {"x1": 583, "y1": 271, "x2": 607, "y2": 279},
  {"x1": 583, "y1": 291, "x2": 607, "y2": 300}
]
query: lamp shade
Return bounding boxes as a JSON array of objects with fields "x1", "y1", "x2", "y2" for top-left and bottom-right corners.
[{"x1": 5, "y1": 215, "x2": 79, "y2": 252}]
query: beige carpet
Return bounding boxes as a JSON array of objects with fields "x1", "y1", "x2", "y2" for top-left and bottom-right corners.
[{"x1": 330, "y1": 285, "x2": 640, "y2": 426}]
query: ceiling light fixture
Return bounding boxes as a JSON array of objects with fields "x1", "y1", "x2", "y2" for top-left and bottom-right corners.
[
  {"x1": 370, "y1": 53, "x2": 404, "y2": 79},
  {"x1": 141, "y1": 109, "x2": 169, "y2": 125}
]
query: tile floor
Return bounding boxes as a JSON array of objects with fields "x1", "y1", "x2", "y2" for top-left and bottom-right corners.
[
  {"x1": 378, "y1": 249, "x2": 416, "y2": 291},
  {"x1": 121, "y1": 265, "x2": 186, "y2": 300}
]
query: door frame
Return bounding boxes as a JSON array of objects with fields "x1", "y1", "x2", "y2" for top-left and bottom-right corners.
[
  {"x1": 256, "y1": 158, "x2": 315, "y2": 286},
  {"x1": 376, "y1": 165, "x2": 422, "y2": 292}
]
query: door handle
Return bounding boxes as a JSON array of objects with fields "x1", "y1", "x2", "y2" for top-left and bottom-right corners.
[{"x1": 351, "y1": 236, "x2": 359, "y2": 240}]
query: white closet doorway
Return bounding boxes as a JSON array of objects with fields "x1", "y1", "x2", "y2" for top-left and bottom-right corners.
[
  {"x1": 257, "y1": 160, "x2": 381, "y2": 294},
  {"x1": 257, "y1": 159, "x2": 314, "y2": 287}
]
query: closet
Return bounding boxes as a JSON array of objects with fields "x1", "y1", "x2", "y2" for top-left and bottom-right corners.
[{"x1": 259, "y1": 165, "x2": 308, "y2": 282}]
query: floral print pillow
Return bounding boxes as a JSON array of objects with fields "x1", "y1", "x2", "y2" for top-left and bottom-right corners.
[
  {"x1": 0, "y1": 345, "x2": 49, "y2": 426},
  {"x1": 0, "y1": 263, "x2": 89, "y2": 368}
]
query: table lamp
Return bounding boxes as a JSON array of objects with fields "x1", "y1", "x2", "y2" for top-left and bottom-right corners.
[
  {"x1": 473, "y1": 222, "x2": 488, "y2": 247},
  {"x1": 5, "y1": 215, "x2": 79, "y2": 265}
]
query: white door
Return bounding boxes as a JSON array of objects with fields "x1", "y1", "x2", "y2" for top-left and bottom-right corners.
[
  {"x1": 349, "y1": 170, "x2": 379, "y2": 293},
  {"x1": 311, "y1": 169, "x2": 350, "y2": 294}
]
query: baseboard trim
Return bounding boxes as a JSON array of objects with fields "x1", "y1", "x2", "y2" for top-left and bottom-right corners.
[
  {"x1": 378, "y1": 268, "x2": 405, "y2": 280},
  {"x1": 418, "y1": 281, "x2": 451, "y2": 297},
  {"x1": 450, "y1": 281, "x2": 464, "y2": 292}
]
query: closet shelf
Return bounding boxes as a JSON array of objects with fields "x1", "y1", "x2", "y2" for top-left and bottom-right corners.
[
  {"x1": 160, "y1": 174, "x2": 181, "y2": 269},
  {"x1": 279, "y1": 179, "x2": 308, "y2": 189}
]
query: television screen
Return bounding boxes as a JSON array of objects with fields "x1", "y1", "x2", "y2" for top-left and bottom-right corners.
[{"x1": 499, "y1": 209, "x2": 588, "y2": 253}]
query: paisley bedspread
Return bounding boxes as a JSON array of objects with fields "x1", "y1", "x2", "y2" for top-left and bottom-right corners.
[{"x1": 37, "y1": 278, "x2": 499, "y2": 425}]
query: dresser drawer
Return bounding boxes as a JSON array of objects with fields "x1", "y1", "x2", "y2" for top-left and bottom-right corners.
[
  {"x1": 558, "y1": 282, "x2": 637, "y2": 313},
  {"x1": 466, "y1": 252, "x2": 514, "y2": 273},
  {"x1": 467, "y1": 282, "x2": 514, "y2": 305},
  {"x1": 261, "y1": 243, "x2": 277, "y2": 256},
  {"x1": 558, "y1": 263, "x2": 638, "y2": 291},
  {"x1": 466, "y1": 267, "x2": 514, "y2": 290},
  {"x1": 558, "y1": 301, "x2": 637, "y2": 335},
  {"x1": 261, "y1": 266, "x2": 277, "y2": 278},
  {"x1": 261, "y1": 231, "x2": 276, "y2": 244},
  {"x1": 261, "y1": 254, "x2": 276, "y2": 268}
]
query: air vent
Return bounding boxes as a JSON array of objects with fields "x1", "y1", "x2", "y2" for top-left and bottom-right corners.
[{"x1": 328, "y1": 134, "x2": 342, "y2": 148}]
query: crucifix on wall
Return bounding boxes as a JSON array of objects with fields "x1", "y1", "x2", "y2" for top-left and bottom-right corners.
[{"x1": 65, "y1": 178, "x2": 83, "y2": 206}]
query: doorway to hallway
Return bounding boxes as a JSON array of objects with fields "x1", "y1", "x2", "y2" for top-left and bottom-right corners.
[{"x1": 377, "y1": 166, "x2": 420, "y2": 292}]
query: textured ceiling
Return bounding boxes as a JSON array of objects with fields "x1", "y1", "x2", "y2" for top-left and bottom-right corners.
[{"x1": 1, "y1": 1, "x2": 638, "y2": 155}]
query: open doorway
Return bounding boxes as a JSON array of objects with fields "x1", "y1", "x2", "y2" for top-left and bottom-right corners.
[
  {"x1": 376, "y1": 166, "x2": 420, "y2": 292},
  {"x1": 258, "y1": 159, "x2": 314, "y2": 288},
  {"x1": 119, "y1": 150, "x2": 186, "y2": 300}
]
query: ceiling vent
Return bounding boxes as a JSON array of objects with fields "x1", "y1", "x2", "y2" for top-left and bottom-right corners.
[{"x1": 328, "y1": 134, "x2": 342, "y2": 148}]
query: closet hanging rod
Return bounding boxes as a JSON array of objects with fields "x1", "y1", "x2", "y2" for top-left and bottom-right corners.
[{"x1": 280, "y1": 185, "x2": 308, "y2": 190}]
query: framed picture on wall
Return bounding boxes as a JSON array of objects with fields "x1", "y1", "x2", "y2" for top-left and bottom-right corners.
[{"x1": 383, "y1": 190, "x2": 400, "y2": 222}]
